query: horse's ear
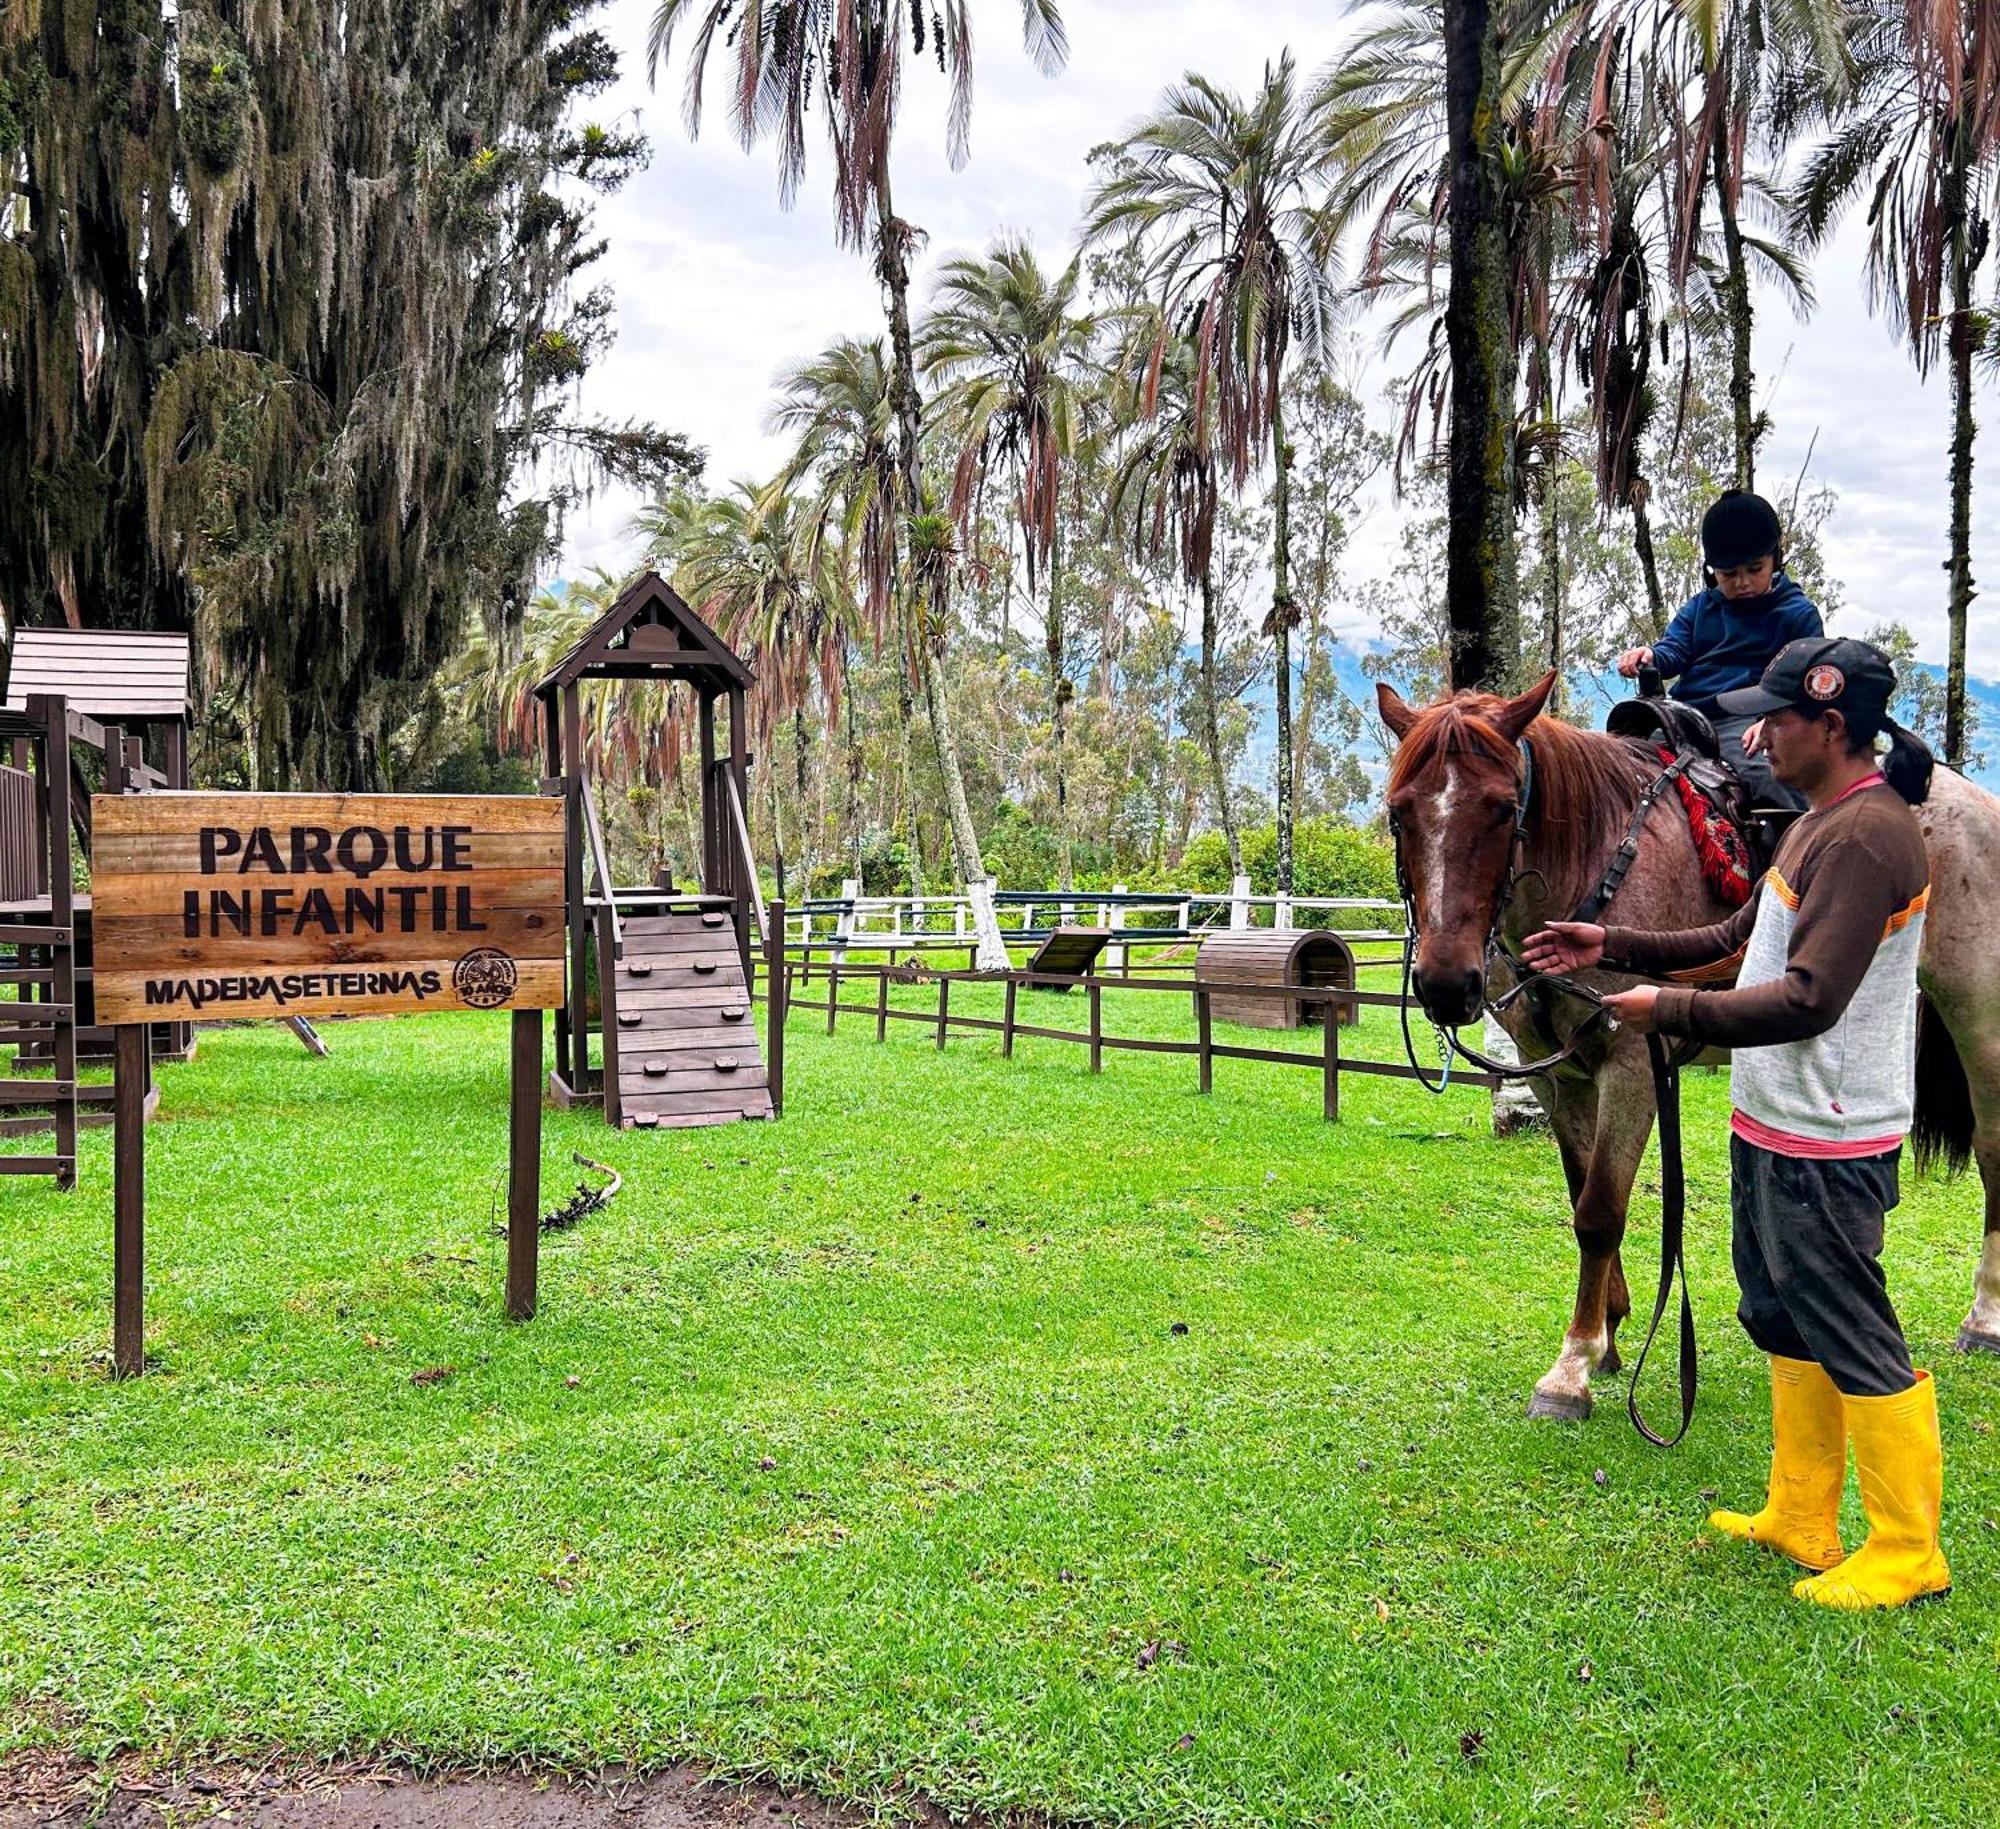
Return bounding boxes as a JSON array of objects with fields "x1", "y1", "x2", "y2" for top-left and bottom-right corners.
[
  {"x1": 1488, "y1": 670, "x2": 1559, "y2": 744},
  {"x1": 1376, "y1": 681, "x2": 1418, "y2": 739}
]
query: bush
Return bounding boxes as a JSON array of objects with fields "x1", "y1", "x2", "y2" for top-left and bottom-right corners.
[{"x1": 1181, "y1": 818, "x2": 1397, "y2": 905}]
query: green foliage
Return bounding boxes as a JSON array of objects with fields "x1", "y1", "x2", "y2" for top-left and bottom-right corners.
[
  {"x1": 1181, "y1": 815, "x2": 1396, "y2": 901},
  {"x1": 180, "y1": 23, "x2": 252, "y2": 176},
  {"x1": 402, "y1": 735, "x2": 541, "y2": 797}
]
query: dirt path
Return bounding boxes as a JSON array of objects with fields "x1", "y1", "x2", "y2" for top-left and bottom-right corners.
[{"x1": 0, "y1": 1754, "x2": 961, "y2": 1828}]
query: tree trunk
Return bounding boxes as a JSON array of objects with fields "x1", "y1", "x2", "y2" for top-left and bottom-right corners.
[
  {"x1": 874, "y1": 154, "x2": 983, "y2": 885},
  {"x1": 1630, "y1": 477, "x2": 1667, "y2": 635},
  {"x1": 1291, "y1": 473, "x2": 1337, "y2": 816},
  {"x1": 1539, "y1": 371, "x2": 1564, "y2": 706},
  {"x1": 793, "y1": 703, "x2": 814, "y2": 894},
  {"x1": 1442, "y1": 0, "x2": 1521, "y2": 691},
  {"x1": 1712, "y1": 110, "x2": 1760, "y2": 488},
  {"x1": 1944, "y1": 226, "x2": 1977, "y2": 769},
  {"x1": 915, "y1": 603, "x2": 987, "y2": 890},
  {"x1": 895, "y1": 658, "x2": 925, "y2": 898},
  {"x1": 1047, "y1": 518, "x2": 1074, "y2": 890},
  {"x1": 767, "y1": 739, "x2": 787, "y2": 903},
  {"x1": 1198, "y1": 564, "x2": 1241, "y2": 873},
  {"x1": 1270, "y1": 395, "x2": 1297, "y2": 895},
  {"x1": 843, "y1": 648, "x2": 864, "y2": 881}
]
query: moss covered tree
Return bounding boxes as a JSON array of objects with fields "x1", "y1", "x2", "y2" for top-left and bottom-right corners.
[{"x1": 0, "y1": 2, "x2": 695, "y2": 786}]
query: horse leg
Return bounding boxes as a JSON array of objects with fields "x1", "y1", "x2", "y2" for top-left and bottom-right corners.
[
  {"x1": 1601, "y1": 1253, "x2": 1634, "y2": 1379},
  {"x1": 1529, "y1": 1061, "x2": 1652, "y2": 1421},
  {"x1": 1958, "y1": 1077, "x2": 2000, "y2": 1355}
]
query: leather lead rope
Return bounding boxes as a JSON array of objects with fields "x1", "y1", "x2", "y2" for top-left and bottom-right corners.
[{"x1": 1628, "y1": 1032, "x2": 1697, "y2": 1446}]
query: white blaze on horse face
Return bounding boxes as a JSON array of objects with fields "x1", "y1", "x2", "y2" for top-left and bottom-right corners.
[{"x1": 1417, "y1": 766, "x2": 1462, "y2": 940}]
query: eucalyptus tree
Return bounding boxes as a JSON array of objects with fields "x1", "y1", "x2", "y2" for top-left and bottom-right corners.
[
  {"x1": 1107, "y1": 332, "x2": 1239, "y2": 873},
  {"x1": 920, "y1": 238, "x2": 1102, "y2": 886},
  {"x1": 646, "y1": 1, "x2": 1069, "y2": 916},
  {"x1": 1083, "y1": 52, "x2": 1339, "y2": 895},
  {"x1": 1784, "y1": 0, "x2": 2000, "y2": 766},
  {"x1": 0, "y1": 1, "x2": 693, "y2": 787}
]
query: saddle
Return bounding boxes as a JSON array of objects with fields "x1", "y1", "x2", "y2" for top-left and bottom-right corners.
[{"x1": 1604, "y1": 689, "x2": 1786, "y2": 889}]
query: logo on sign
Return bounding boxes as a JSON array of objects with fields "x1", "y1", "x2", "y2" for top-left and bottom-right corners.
[
  {"x1": 454, "y1": 947, "x2": 520, "y2": 1008},
  {"x1": 1804, "y1": 663, "x2": 1845, "y2": 701}
]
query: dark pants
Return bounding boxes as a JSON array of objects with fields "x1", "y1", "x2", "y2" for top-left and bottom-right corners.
[
  {"x1": 1711, "y1": 711, "x2": 1807, "y2": 811},
  {"x1": 1730, "y1": 1134, "x2": 1916, "y2": 1397}
]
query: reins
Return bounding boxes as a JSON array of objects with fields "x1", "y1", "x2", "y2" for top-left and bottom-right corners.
[{"x1": 1390, "y1": 724, "x2": 1698, "y2": 1446}]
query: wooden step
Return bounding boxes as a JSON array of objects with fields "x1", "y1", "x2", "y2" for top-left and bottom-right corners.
[
  {"x1": 0, "y1": 1156, "x2": 74, "y2": 1177},
  {"x1": 0, "y1": 1079, "x2": 75, "y2": 1104},
  {"x1": 612, "y1": 1024, "x2": 762, "y2": 1056}
]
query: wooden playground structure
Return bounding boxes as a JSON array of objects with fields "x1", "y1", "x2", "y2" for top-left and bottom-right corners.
[
  {"x1": 0, "y1": 628, "x2": 193, "y2": 1185},
  {"x1": 535, "y1": 570, "x2": 780, "y2": 1130}
]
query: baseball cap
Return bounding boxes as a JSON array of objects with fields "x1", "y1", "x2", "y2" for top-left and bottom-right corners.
[{"x1": 1715, "y1": 636, "x2": 1897, "y2": 725}]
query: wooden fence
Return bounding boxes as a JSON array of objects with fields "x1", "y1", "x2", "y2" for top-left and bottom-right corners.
[{"x1": 757, "y1": 935, "x2": 1499, "y2": 1122}]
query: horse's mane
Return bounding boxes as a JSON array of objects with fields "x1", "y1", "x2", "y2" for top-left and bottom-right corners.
[{"x1": 1388, "y1": 694, "x2": 1650, "y2": 887}]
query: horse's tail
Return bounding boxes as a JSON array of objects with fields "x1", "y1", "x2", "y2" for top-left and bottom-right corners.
[{"x1": 1913, "y1": 995, "x2": 1975, "y2": 1179}]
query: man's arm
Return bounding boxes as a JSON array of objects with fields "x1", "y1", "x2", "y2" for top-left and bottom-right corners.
[
  {"x1": 1602, "y1": 892, "x2": 1761, "y2": 981},
  {"x1": 1649, "y1": 850, "x2": 1904, "y2": 1047}
]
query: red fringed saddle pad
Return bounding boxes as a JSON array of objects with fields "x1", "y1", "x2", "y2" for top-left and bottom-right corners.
[{"x1": 1657, "y1": 745, "x2": 1754, "y2": 907}]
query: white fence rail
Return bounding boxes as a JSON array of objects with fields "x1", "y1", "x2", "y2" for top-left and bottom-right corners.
[{"x1": 785, "y1": 885, "x2": 1408, "y2": 951}]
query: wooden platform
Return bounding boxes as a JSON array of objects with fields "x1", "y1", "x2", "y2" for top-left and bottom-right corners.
[{"x1": 1026, "y1": 925, "x2": 1111, "y2": 990}]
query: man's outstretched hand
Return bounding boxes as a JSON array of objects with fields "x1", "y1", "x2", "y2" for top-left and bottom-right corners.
[{"x1": 1521, "y1": 921, "x2": 1606, "y2": 974}]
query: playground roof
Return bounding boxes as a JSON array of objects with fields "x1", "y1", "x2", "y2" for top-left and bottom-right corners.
[
  {"x1": 534, "y1": 571, "x2": 753, "y2": 698},
  {"x1": 0, "y1": 627, "x2": 190, "y2": 722}
]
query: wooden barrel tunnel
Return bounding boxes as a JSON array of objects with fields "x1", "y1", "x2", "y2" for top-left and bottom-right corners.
[{"x1": 1195, "y1": 929, "x2": 1358, "y2": 1031}]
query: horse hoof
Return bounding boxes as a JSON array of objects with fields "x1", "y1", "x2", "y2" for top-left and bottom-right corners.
[
  {"x1": 1597, "y1": 1347, "x2": 1623, "y2": 1379},
  {"x1": 1956, "y1": 1325, "x2": 2000, "y2": 1358},
  {"x1": 1527, "y1": 1390, "x2": 1593, "y2": 1423}
]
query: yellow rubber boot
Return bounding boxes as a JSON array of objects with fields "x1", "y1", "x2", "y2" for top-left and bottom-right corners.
[
  {"x1": 1708, "y1": 1356, "x2": 1848, "y2": 1571},
  {"x1": 1794, "y1": 1370, "x2": 1951, "y2": 1610}
]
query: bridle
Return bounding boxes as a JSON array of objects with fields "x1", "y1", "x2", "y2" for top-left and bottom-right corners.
[
  {"x1": 1389, "y1": 736, "x2": 1614, "y2": 1088},
  {"x1": 1388, "y1": 725, "x2": 1698, "y2": 1448}
]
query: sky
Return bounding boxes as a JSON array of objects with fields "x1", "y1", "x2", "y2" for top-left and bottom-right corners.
[{"x1": 557, "y1": 0, "x2": 2000, "y2": 681}]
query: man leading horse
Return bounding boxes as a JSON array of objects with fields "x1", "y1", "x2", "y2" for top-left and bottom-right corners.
[{"x1": 1524, "y1": 638, "x2": 1948, "y2": 1612}]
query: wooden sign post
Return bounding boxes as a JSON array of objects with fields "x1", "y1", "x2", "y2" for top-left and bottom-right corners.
[{"x1": 91, "y1": 792, "x2": 567, "y2": 1376}]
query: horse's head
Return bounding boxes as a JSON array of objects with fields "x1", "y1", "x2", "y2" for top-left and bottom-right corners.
[{"x1": 1376, "y1": 672, "x2": 1558, "y2": 1027}]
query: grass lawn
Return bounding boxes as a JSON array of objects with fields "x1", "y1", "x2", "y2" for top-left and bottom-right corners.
[{"x1": 3, "y1": 986, "x2": 1996, "y2": 1826}]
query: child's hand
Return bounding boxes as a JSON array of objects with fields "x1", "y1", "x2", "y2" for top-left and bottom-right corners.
[
  {"x1": 1616, "y1": 646, "x2": 1653, "y2": 678},
  {"x1": 1741, "y1": 718, "x2": 1766, "y2": 756}
]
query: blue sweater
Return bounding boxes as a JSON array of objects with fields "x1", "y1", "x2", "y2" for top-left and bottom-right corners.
[{"x1": 1651, "y1": 574, "x2": 1824, "y2": 711}]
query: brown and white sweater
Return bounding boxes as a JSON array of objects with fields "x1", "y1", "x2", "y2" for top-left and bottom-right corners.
[{"x1": 1603, "y1": 776, "x2": 1929, "y2": 1158}]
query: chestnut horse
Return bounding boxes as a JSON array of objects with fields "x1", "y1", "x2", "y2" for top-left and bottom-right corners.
[{"x1": 1376, "y1": 671, "x2": 2000, "y2": 1421}]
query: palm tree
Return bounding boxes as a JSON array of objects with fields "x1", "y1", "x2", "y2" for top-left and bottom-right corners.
[
  {"x1": 921, "y1": 238, "x2": 1101, "y2": 887},
  {"x1": 636, "y1": 479, "x2": 855, "y2": 899},
  {"x1": 1107, "y1": 331, "x2": 1239, "y2": 873},
  {"x1": 646, "y1": 2, "x2": 1068, "y2": 932},
  {"x1": 769, "y1": 334, "x2": 925, "y2": 892},
  {"x1": 1083, "y1": 52, "x2": 1338, "y2": 896},
  {"x1": 1662, "y1": 0, "x2": 1849, "y2": 487},
  {"x1": 1785, "y1": 0, "x2": 2000, "y2": 766},
  {"x1": 456, "y1": 573, "x2": 705, "y2": 881}
]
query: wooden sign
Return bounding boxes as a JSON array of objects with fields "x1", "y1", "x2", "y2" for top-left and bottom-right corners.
[{"x1": 91, "y1": 792, "x2": 565, "y2": 1025}]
